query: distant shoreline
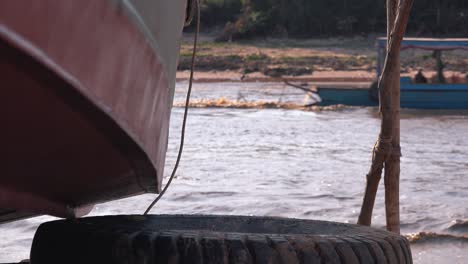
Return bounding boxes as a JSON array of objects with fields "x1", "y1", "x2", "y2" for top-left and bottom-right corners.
[{"x1": 177, "y1": 36, "x2": 467, "y2": 83}]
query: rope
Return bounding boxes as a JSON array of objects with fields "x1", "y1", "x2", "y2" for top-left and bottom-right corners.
[
  {"x1": 283, "y1": 80, "x2": 317, "y2": 94},
  {"x1": 144, "y1": 0, "x2": 199, "y2": 215}
]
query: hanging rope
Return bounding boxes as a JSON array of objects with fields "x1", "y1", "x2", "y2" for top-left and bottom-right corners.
[{"x1": 144, "y1": 0, "x2": 200, "y2": 215}]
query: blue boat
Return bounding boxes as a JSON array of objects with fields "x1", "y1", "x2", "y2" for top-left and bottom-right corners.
[{"x1": 318, "y1": 38, "x2": 468, "y2": 109}]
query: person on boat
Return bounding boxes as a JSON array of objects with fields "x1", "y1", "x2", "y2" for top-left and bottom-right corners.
[
  {"x1": 414, "y1": 69, "x2": 427, "y2": 83},
  {"x1": 432, "y1": 50, "x2": 446, "y2": 83}
]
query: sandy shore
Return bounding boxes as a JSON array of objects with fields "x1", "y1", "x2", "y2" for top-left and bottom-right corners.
[{"x1": 176, "y1": 70, "x2": 375, "y2": 83}]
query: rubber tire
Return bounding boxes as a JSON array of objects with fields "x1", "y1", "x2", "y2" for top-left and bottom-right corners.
[{"x1": 30, "y1": 215, "x2": 412, "y2": 264}]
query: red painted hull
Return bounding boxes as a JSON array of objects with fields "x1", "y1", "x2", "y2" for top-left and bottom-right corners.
[{"x1": 0, "y1": 1, "x2": 186, "y2": 222}]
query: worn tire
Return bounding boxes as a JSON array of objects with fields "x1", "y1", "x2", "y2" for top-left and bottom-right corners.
[{"x1": 31, "y1": 215, "x2": 412, "y2": 264}]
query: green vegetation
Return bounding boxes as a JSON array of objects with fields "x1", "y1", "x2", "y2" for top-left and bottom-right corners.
[
  {"x1": 178, "y1": 40, "x2": 375, "y2": 73},
  {"x1": 177, "y1": 38, "x2": 467, "y2": 74},
  {"x1": 199, "y1": 0, "x2": 468, "y2": 39},
  {"x1": 245, "y1": 52, "x2": 269, "y2": 61}
]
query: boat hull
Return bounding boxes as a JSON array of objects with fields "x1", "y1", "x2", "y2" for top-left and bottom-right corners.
[
  {"x1": 317, "y1": 87, "x2": 378, "y2": 107},
  {"x1": 0, "y1": 0, "x2": 186, "y2": 222},
  {"x1": 318, "y1": 83, "x2": 468, "y2": 109},
  {"x1": 399, "y1": 84, "x2": 468, "y2": 109}
]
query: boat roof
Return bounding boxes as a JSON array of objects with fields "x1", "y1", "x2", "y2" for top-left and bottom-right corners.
[{"x1": 377, "y1": 37, "x2": 468, "y2": 51}]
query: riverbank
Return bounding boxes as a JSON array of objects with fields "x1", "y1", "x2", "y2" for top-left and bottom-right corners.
[
  {"x1": 176, "y1": 69, "x2": 375, "y2": 83},
  {"x1": 176, "y1": 35, "x2": 468, "y2": 83}
]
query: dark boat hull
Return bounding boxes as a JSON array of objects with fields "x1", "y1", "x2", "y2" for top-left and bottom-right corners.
[{"x1": 0, "y1": 1, "x2": 186, "y2": 222}]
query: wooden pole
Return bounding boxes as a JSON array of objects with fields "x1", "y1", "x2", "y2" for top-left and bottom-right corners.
[
  {"x1": 384, "y1": 0, "x2": 400, "y2": 234},
  {"x1": 358, "y1": 0, "x2": 413, "y2": 233}
]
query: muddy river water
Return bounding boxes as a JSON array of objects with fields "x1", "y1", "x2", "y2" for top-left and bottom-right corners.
[{"x1": 1, "y1": 82, "x2": 467, "y2": 263}]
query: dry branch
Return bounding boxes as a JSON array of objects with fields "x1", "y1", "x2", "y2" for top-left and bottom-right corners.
[{"x1": 357, "y1": 0, "x2": 413, "y2": 233}]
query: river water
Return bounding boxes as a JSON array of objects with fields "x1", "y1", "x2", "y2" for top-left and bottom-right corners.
[{"x1": 1, "y1": 82, "x2": 467, "y2": 263}]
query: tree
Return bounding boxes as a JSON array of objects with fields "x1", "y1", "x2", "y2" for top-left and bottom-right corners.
[{"x1": 357, "y1": 0, "x2": 414, "y2": 234}]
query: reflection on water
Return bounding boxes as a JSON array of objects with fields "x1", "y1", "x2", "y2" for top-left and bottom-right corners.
[{"x1": 1, "y1": 82, "x2": 467, "y2": 263}]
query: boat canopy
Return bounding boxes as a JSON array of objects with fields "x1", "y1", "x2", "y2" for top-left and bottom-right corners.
[
  {"x1": 376, "y1": 37, "x2": 468, "y2": 77},
  {"x1": 377, "y1": 37, "x2": 468, "y2": 51}
]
